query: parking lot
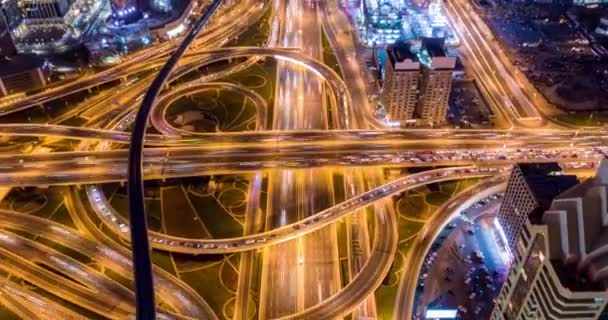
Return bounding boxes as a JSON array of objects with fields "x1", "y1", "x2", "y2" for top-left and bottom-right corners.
[{"x1": 413, "y1": 193, "x2": 510, "y2": 319}]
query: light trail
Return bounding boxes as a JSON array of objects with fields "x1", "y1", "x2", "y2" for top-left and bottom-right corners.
[
  {"x1": 82, "y1": 166, "x2": 506, "y2": 254},
  {"x1": 0, "y1": 0, "x2": 600, "y2": 318},
  {"x1": 1, "y1": 124, "x2": 607, "y2": 146},
  {"x1": 0, "y1": 208, "x2": 218, "y2": 319}
]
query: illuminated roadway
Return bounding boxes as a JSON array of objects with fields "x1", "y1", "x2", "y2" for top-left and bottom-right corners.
[
  {"x1": 0, "y1": 0, "x2": 602, "y2": 318},
  {"x1": 0, "y1": 141, "x2": 601, "y2": 187},
  {"x1": 259, "y1": 1, "x2": 341, "y2": 318},
  {"x1": 444, "y1": 0, "x2": 544, "y2": 128},
  {"x1": 0, "y1": 279, "x2": 88, "y2": 320},
  {"x1": 0, "y1": 209, "x2": 218, "y2": 319},
  {"x1": 0, "y1": 1, "x2": 268, "y2": 115},
  {"x1": 446, "y1": 0, "x2": 563, "y2": 126},
  {"x1": 82, "y1": 167, "x2": 505, "y2": 254},
  {"x1": 82, "y1": 167, "x2": 511, "y2": 319},
  {"x1": 3, "y1": 124, "x2": 608, "y2": 146}
]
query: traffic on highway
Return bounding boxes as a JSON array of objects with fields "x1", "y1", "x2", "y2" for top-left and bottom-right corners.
[{"x1": 0, "y1": 0, "x2": 602, "y2": 319}]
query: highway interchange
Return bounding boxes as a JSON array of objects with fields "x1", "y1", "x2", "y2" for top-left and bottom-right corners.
[{"x1": 0, "y1": 0, "x2": 604, "y2": 319}]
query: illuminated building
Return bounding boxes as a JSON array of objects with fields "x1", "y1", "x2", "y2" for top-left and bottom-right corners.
[
  {"x1": 410, "y1": 0, "x2": 431, "y2": 9},
  {"x1": 111, "y1": 0, "x2": 172, "y2": 22},
  {"x1": 381, "y1": 38, "x2": 456, "y2": 125},
  {"x1": 150, "y1": 0, "x2": 171, "y2": 13},
  {"x1": 491, "y1": 161, "x2": 608, "y2": 320},
  {"x1": 409, "y1": 1, "x2": 455, "y2": 44},
  {"x1": 356, "y1": 0, "x2": 457, "y2": 46},
  {"x1": 415, "y1": 37, "x2": 455, "y2": 125},
  {"x1": 573, "y1": 0, "x2": 608, "y2": 4},
  {"x1": 112, "y1": 0, "x2": 141, "y2": 22},
  {"x1": 383, "y1": 40, "x2": 420, "y2": 121},
  {"x1": 5, "y1": 0, "x2": 71, "y2": 51},
  {"x1": 357, "y1": 0, "x2": 406, "y2": 46},
  {"x1": 496, "y1": 163, "x2": 578, "y2": 255},
  {"x1": 595, "y1": 15, "x2": 608, "y2": 37},
  {"x1": 0, "y1": 0, "x2": 103, "y2": 53}
]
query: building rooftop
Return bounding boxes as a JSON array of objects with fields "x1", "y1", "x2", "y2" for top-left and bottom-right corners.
[
  {"x1": 422, "y1": 37, "x2": 447, "y2": 57},
  {"x1": 516, "y1": 162, "x2": 579, "y2": 223},
  {"x1": 542, "y1": 160, "x2": 608, "y2": 291},
  {"x1": 386, "y1": 40, "x2": 420, "y2": 71},
  {"x1": 418, "y1": 37, "x2": 456, "y2": 70},
  {"x1": 0, "y1": 54, "x2": 45, "y2": 77}
]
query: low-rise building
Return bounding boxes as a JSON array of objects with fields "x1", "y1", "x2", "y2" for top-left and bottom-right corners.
[{"x1": 0, "y1": 54, "x2": 49, "y2": 96}]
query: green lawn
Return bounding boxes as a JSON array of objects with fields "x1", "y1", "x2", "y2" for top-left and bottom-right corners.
[
  {"x1": 426, "y1": 191, "x2": 452, "y2": 207},
  {"x1": 108, "y1": 191, "x2": 162, "y2": 232},
  {"x1": 179, "y1": 258, "x2": 239, "y2": 320},
  {"x1": 166, "y1": 87, "x2": 258, "y2": 132},
  {"x1": 556, "y1": 113, "x2": 608, "y2": 127},
  {"x1": 397, "y1": 218, "x2": 424, "y2": 240},
  {"x1": 396, "y1": 194, "x2": 429, "y2": 220},
  {"x1": 225, "y1": 4, "x2": 271, "y2": 47},
  {"x1": 187, "y1": 191, "x2": 243, "y2": 239},
  {"x1": 161, "y1": 185, "x2": 212, "y2": 239},
  {"x1": 375, "y1": 248, "x2": 404, "y2": 319},
  {"x1": 223, "y1": 60, "x2": 276, "y2": 127}
]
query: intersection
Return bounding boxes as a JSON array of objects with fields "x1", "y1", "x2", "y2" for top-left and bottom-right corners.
[{"x1": 0, "y1": 0, "x2": 604, "y2": 319}]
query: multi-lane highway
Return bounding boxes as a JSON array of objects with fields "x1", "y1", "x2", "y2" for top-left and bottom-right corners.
[
  {"x1": 0, "y1": 0, "x2": 603, "y2": 319},
  {"x1": 0, "y1": 143, "x2": 600, "y2": 186},
  {"x1": 0, "y1": 208, "x2": 218, "y2": 319},
  {"x1": 84, "y1": 166, "x2": 505, "y2": 319},
  {"x1": 444, "y1": 0, "x2": 543, "y2": 128},
  {"x1": 4, "y1": 123, "x2": 608, "y2": 147},
  {"x1": 259, "y1": 1, "x2": 342, "y2": 318}
]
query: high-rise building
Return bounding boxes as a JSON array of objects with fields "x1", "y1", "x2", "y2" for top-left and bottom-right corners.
[
  {"x1": 415, "y1": 37, "x2": 455, "y2": 125},
  {"x1": 21, "y1": 0, "x2": 69, "y2": 19},
  {"x1": 0, "y1": 10, "x2": 16, "y2": 57},
  {"x1": 382, "y1": 41, "x2": 421, "y2": 121},
  {"x1": 496, "y1": 162, "x2": 578, "y2": 254},
  {"x1": 491, "y1": 160, "x2": 608, "y2": 320}
]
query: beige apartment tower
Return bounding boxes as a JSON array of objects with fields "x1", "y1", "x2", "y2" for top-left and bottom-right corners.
[
  {"x1": 416, "y1": 38, "x2": 456, "y2": 125},
  {"x1": 382, "y1": 41, "x2": 420, "y2": 121}
]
